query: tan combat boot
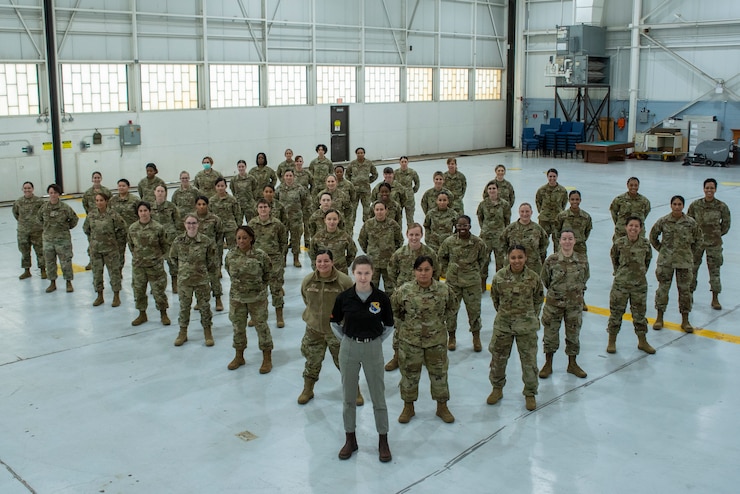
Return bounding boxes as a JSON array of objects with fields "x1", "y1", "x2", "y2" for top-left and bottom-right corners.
[
  {"x1": 338, "y1": 432, "x2": 358, "y2": 460},
  {"x1": 293, "y1": 254, "x2": 302, "y2": 268},
  {"x1": 40, "y1": 268, "x2": 47, "y2": 279},
  {"x1": 204, "y1": 327, "x2": 214, "y2": 347},
  {"x1": 356, "y1": 386, "x2": 364, "y2": 406},
  {"x1": 247, "y1": 319, "x2": 254, "y2": 327},
  {"x1": 171, "y1": 276, "x2": 178, "y2": 294},
  {"x1": 525, "y1": 396, "x2": 537, "y2": 411},
  {"x1": 447, "y1": 331, "x2": 457, "y2": 351},
  {"x1": 681, "y1": 313, "x2": 694, "y2": 333},
  {"x1": 45, "y1": 280, "x2": 57, "y2": 293},
  {"x1": 112, "y1": 291, "x2": 121, "y2": 307},
  {"x1": 652, "y1": 310, "x2": 664, "y2": 330},
  {"x1": 487, "y1": 388, "x2": 503, "y2": 405},
  {"x1": 384, "y1": 350, "x2": 399, "y2": 371},
  {"x1": 174, "y1": 327, "x2": 188, "y2": 346},
  {"x1": 398, "y1": 402, "x2": 415, "y2": 423},
  {"x1": 637, "y1": 333, "x2": 656, "y2": 354},
  {"x1": 160, "y1": 310, "x2": 171, "y2": 326},
  {"x1": 436, "y1": 401, "x2": 455, "y2": 423},
  {"x1": 472, "y1": 331, "x2": 482, "y2": 352},
  {"x1": 227, "y1": 346, "x2": 246, "y2": 370},
  {"x1": 378, "y1": 434, "x2": 392, "y2": 463},
  {"x1": 93, "y1": 291, "x2": 104, "y2": 307},
  {"x1": 66, "y1": 280, "x2": 74, "y2": 292},
  {"x1": 259, "y1": 350, "x2": 272, "y2": 374},
  {"x1": 539, "y1": 352, "x2": 554, "y2": 378},
  {"x1": 297, "y1": 377, "x2": 316, "y2": 404},
  {"x1": 19, "y1": 268, "x2": 31, "y2": 280},
  {"x1": 215, "y1": 296, "x2": 224, "y2": 311},
  {"x1": 567, "y1": 355, "x2": 587, "y2": 378},
  {"x1": 606, "y1": 333, "x2": 617, "y2": 354},
  {"x1": 276, "y1": 308, "x2": 285, "y2": 328},
  {"x1": 711, "y1": 292, "x2": 722, "y2": 310},
  {"x1": 131, "y1": 310, "x2": 147, "y2": 326}
]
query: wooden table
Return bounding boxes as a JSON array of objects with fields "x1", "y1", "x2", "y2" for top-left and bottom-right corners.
[{"x1": 576, "y1": 141, "x2": 634, "y2": 164}]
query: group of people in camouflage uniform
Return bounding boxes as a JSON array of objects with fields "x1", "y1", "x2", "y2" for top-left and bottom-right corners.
[{"x1": 13, "y1": 150, "x2": 731, "y2": 424}]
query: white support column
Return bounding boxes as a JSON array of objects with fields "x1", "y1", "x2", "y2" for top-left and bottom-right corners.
[
  {"x1": 512, "y1": 0, "x2": 528, "y2": 148},
  {"x1": 627, "y1": 0, "x2": 642, "y2": 143}
]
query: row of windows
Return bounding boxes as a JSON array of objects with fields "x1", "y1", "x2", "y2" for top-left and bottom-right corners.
[{"x1": 0, "y1": 63, "x2": 502, "y2": 116}]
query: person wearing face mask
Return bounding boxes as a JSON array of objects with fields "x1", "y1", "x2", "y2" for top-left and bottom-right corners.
[
  {"x1": 193, "y1": 156, "x2": 222, "y2": 198},
  {"x1": 151, "y1": 185, "x2": 182, "y2": 293},
  {"x1": 13, "y1": 181, "x2": 45, "y2": 280},
  {"x1": 535, "y1": 168, "x2": 568, "y2": 251},
  {"x1": 38, "y1": 184, "x2": 79, "y2": 293},
  {"x1": 609, "y1": 177, "x2": 651, "y2": 242},
  {"x1": 170, "y1": 214, "x2": 218, "y2": 348},
  {"x1": 137, "y1": 162, "x2": 166, "y2": 203},
  {"x1": 309, "y1": 209, "x2": 356, "y2": 273},
  {"x1": 346, "y1": 147, "x2": 378, "y2": 222},
  {"x1": 538, "y1": 230, "x2": 590, "y2": 380},
  {"x1": 438, "y1": 215, "x2": 488, "y2": 352},
  {"x1": 501, "y1": 203, "x2": 549, "y2": 275},
  {"x1": 487, "y1": 245, "x2": 544, "y2": 412}
]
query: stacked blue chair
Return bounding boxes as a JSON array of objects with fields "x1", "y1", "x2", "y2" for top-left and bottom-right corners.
[
  {"x1": 537, "y1": 123, "x2": 549, "y2": 154},
  {"x1": 543, "y1": 118, "x2": 561, "y2": 156},
  {"x1": 554, "y1": 121, "x2": 573, "y2": 157},
  {"x1": 566, "y1": 121, "x2": 585, "y2": 158},
  {"x1": 521, "y1": 127, "x2": 539, "y2": 157}
]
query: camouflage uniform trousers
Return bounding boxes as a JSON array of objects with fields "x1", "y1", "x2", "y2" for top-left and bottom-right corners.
[
  {"x1": 132, "y1": 264, "x2": 169, "y2": 311},
  {"x1": 91, "y1": 250, "x2": 122, "y2": 292},
  {"x1": 230, "y1": 298, "x2": 272, "y2": 350},
  {"x1": 401, "y1": 195, "x2": 415, "y2": 230},
  {"x1": 481, "y1": 236, "x2": 506, "y2": 274},
  {"x1": 285, "y1": 216, "x2": 304, "y2": 254},
  {"x1": 447, "y1": 283, "x2": 482, "y2": 333},
  {"x1": 489, "y1": 313, "x2": 539, "y2": 397},
  {"x1": 371, "y1": 268, "x2": 394, "y2": 297},
  {"x1": 541, "y1": 302, "x2": 582, "y2": 355},
  {"x1": 539, "y1": 218, "x2": 559, "y2": 250},
  {"x1": 43, "y1": 237, "x2": 74, "y2": 281},
  {"x1": 238, "y1": 200, "x2": 255, "y2": 224},
  {"x1": 301, "y1": 325, "x2": 340, "y2": 381},
  {"x1": 691, "y1": 246, "x2": 723, "y2": 293},
  {"x1": 607, "y1": 283, "x2": 648, "y2": 335},
  {"x1": 302, "y1": 210, "x2": 312, "y2": 248},
  {"x1": 267, "y1": 256, "x2": 285, "y2": 308},
  {"x1": 398, "y1": 340, "x2": 449, "y2": 402},
  {"x1": 18, "y1": 229, "x2": 44, "y2": 269},
  {"x1": 357, "y1": 187, "x2": 373, "y2": 221},
  {"x1": 179, "y1": 283, "x2": 212, "y2": 329},
  {"x1": 209, "y1": 270, "x2": 223, "y2": 298},
  {"x1": 655, "y1": 265, "x2": 693, "y2": 312}
]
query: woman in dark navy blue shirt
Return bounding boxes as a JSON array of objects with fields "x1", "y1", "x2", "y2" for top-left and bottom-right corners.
[{"x1": 331, "y1": 255, "x2": 394, "y2": 463}]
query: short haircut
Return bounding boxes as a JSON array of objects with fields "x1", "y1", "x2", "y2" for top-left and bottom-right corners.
[
  {"x1": 414, "y1": 255, "x2": 434, "y2": 269},
  {"x1": 118, "y1": 178, "x2": 130, "y2": 186},
  {"x1": 704, "y1": 178, "x2": 717, "y2": 187},
  {"x1": 315, "y1": 248, "x2": 333, "y2": 260},
  {"x1": 47, "y1": 183, "x2": 62, "y2": 194},
  {"x1": 351, "y1": 255, "x2": 374, "y2": 272}
]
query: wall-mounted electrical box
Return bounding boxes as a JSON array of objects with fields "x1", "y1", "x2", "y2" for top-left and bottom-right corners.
[{"x1": 119, "y1": 124, "x2": 141, "y2": 146}]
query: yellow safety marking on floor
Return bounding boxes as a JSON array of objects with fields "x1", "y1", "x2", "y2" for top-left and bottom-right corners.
[
  {"x1": 585, "y1": 304, "x2": 740, "y2": 345},
  {"x1": 720, "y1": 182, "x2": 740, "y2": 186},
  {"x1": 52, "y1": 264, "x2": 89, "y2": 275},
  {"x1": 509, "y1": 168, "x2": 522, "y2": 171},
  {"x1": 78, "y1": 213, "x2": 87, "y2": 218},
  {"x1": 565, "y1": 186, "x2": 577, "y2": 190}
]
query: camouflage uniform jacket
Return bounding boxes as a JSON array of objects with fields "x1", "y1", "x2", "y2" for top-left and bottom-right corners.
[
  {"x1": 83, "y1": 208, "x2": 127, "y2": 254},
  {"x1": 687, "y1": 197, "x2": 731, "y2": 248},
  {"x1": 293, "y1": 169, "x2": 314, "y2": 197},
  {"x1": 371, "y1": 182, "x2": 407, "y2": 208},
  {"x1": 420, "y1": 187, "x2": 455, "y2": 215},
  {"x1": 649, "y1": 213, "x2": 703, "y2": 269},
  {"x1": 193, "y1": 169, "x2": 223, "y2": 198},
  {"x1": 336, "y1": 179, "x2": 357, "y2": 207},
  {"x1": 38, "y1": 200, "x2": 78, "y2": 239},
  {"x1": 128, "y1": 220, "x2": 168, "y2": 268},
  {"x1": 394, "y1": 168, "x2": 420, "y2": 200},
  {"x1": 196, "y1": 211, "x2": 224, "y2": 245},
  {"x1": 13, "y1": 195, "x2": 44, "y2": 233},
  {"x1": 423, "y1": 207, "x2": 459, "y2": 248},
  {"x1": 610, "y1": 192, "x2": 651, "y2": 233},
  {"x1": 109, "y1": 193, "x2": 141, "y2": 227},
  {"x1": 172, "y1": 186, "x2": 201, "y2": 217},
  {"x1": 308, "y1": 208, "x2": 346, "y2": 238},
  {"x1": 170, "y1": 232, "x2": 217, "y2": 286},
  {"x1": 151, "y1": 200, "x2": 181, "y2": 239},
  {"x1": 389, "y1": 243, "x2": 439, "y2": 287},
  {"x1": 251, "y1": 199, "x2": 287, "y2": 226},
  {"x1": 275, "y1": 182, "x2": 310, "y2": 218},
  {"x1": 249, "y1": 216, "x2": 288, "y2": 259},
  {"x1": 209, "y1": 194, "x2": 241, "y2": 231},
  {"x1": 309, "y1": 157, "x2": 333, "y2": 189},
  {"x1": 442, "y1": 171, "x2": 467, "y2": 205},
  {"x1": 535, "y1": 183, "x2": 568, "y2": 222},
  {"x1": 555, "y1": 208, "x2": 593, "y2": 249},
  {"x1": 378, "y1": 198, "x2": 403, "y2": 225},
  {"x1": 501, "y1": 220, "x2": 549, "y2": 267},
  {"x1": 315, "y1": 187, "x2": 352, "y2": 220},
  {"x1": 82, "y1": 186, "x2": 112, "y2": 213},
  {"x1": 137, "y1": 176, "x2": 166, "y2": 203},
  {"x1": 225, "y1": 247, "x2": 271, "y2": 303},
  {"x1": 358, "y1": 217, "x2": 403, "y2": 268},
  {"x1": 309, "y1": 228, "x2": 357, "y2": 271},
  {"x1": 476, "y1": 198, "x2": 512, "y2": 241},
  {"x1": 391, "y1": 279, "x2": 457, "y2": 348},
  {"x1": 248, "y1": 166, "x2": 278, "y2": 197},
  {"x1": 230, "y1": 174, "x2": 256, "y2": 212},
  {"x1": 490, "y1": 266, "x2": 544, "y2": 317},
  {"x1": 482, "y1": 179, "x2": 515, "y2": 206},
  {"x1": 438, "y1": 233, "x2": 489, "y2": 287},
  {"x1": 540, "y1": 251, "x2": 590, "y2": 307},
  {"x1": 610, "y1": 236, "x2": 652, "y2": 287},
  {"x1": 301, "y1": 268, "x2": 354, "y2": 332},
  {"x1": 276, "y1": 160, "x2": 295, "y2": 181},
  {"x1": 346, "y1": 159, "x2": 377, "y2": 193}
]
